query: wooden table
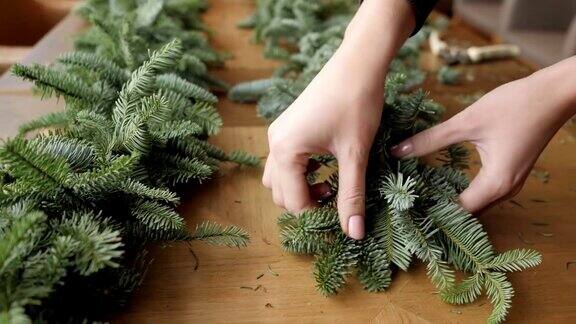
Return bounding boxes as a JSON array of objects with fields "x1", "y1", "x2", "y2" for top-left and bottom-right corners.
[{"x1": 1, "y1": 1, "x2": 575, "y2": 323}]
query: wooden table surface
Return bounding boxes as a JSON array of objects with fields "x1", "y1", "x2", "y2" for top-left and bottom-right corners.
[{"x1": 1, "y1": 1, "x2": 575, "y2": 323}]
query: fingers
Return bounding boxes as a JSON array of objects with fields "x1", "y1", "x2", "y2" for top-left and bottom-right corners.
[
  {"x1": 262, "y1": 156, "x2": 273, "y2": 188},
  {"x1": 459, "y1": 167, "x2": 516, "y2": 213},
  {"x1": 263, "y1": 152, "x2": 313, "y2": 213},
  {"x1": 336, "y1": 153, "x2": 368, "y2": 240},
  {"x1": 264, "y1": 142, "x2": 369, "y2": 241},
  {"x1": 264, "y1": 156, "x2": 285, "y2": 208},
  {"x1": 278, "y1": 159, "x2": 313, "y2": 212},
  {"x1": 391, "y1": 116, "x2": 466, "y2": 159}
]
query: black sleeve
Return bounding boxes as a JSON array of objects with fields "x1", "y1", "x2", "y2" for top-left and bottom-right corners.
[
  {"x1": 359, "y1": 0, "x2": 438, "y2": 36},
  {"x1": 407, "y1": 0, "x2": 438, "y2": 35}
]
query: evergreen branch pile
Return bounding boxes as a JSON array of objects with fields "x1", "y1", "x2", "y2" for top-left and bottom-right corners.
[
  {"x1": 1, "y1": 1, "x2": 257, "y2": 322},
  {"x1": 232, "y1": 1, "x2": 542, "y2": 323},
  {"x1": 74, "y1": 0, "x2": 230, "y2": 91},
  {"x1": 229, "y1": 0, "x2": 428, "y2": 120},
  {"x1": 437, "y1": 65, "x2": 460, "y2": 85}
]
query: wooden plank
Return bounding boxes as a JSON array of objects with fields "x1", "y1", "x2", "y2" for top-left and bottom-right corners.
[
  {"x1": 0, "y1": 46, "x2": 30, "y2": 74},
  {"x1": 117, "y1": 125, "x2": 576, "y2": 323},
  {"x1": 117, "y1": 1, "x2": 576, "y2": 324},
  {"x1": 0, "y1": 95, "x2": 62, "y2": 139},
  {"x1": 0, "y1": 14, "x2": 85, "y2": 92},
  {"x1": 0, "y1": 0, "x2": 573, "y2": 322}
]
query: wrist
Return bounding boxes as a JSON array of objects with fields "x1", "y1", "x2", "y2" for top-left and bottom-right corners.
[
  {"x1": 526, "y1": 56, "x2": 576, "y2": 119},
  {"x1": 340, "y1": 0, "x2": 415, "y2": 71}
]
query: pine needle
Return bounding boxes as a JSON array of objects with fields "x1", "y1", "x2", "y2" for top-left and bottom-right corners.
[
  {"x1": 530, "y1": 169, "x2": 550, "y2": 184},
  {"x1": 538, "y1": 232, "x2": 555, "y2": 238},
  {"x1": 267, "y1": 265, "x2": 279, "y2": 277},
  {"x1": 531, "y1": 222, "x2": 549, "y2": 226},
  {"x1": 517, "y1": 232, "x2": 534, "y2": 245}
]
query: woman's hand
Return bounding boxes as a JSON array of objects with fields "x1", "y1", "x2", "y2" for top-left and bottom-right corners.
[
  {"x1": 392, "y1": 56, "x2": 576, "y2": 213},
  {"x1": 263, "y1": 0, "x2": 415, "y2": 240},
  {"x1": 264, "y1": 48, "x2": 385, "y2": 240}
]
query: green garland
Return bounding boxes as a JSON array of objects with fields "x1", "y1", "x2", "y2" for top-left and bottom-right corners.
[
  {"x1": 0, "y1": 0, "x2": 257, "y2": 322},
  {"x1": 230, "y1": 1, "x2": 541, "y2": 323}
]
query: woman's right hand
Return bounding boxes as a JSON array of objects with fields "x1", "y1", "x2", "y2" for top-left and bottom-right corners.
[{"x1": 263, "y1": 0, "x2": 416, "y2": 240}]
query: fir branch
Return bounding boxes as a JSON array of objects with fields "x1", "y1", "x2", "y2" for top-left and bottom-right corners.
[
  {"x1": 440, "y1": 272, "x2": 485, "y2": 305},
  {"x1": 223, "y1": 151, "x2": 261, "y2": 167},
  {"x1": 122, "y1": 179, "x2": 179, "y2": 203},
  {"x1": 131, "y1": 200, "x2": 185, "y2": 231},
  {"x1": 11, "y1": 64, "x2": 104, "y2": 103},
  {"x1": 112, "y1": 39, "x2": 182, "y2": 132},
  {"x1": 228, "y1": 78, "x2": 283, "y2": 103},
  {"x1": 18, "y1": 111, "x2": 72, "y2": 135},
  {"x1": 185, "y1": 102, "x2": 223, "y2": 135},
  {"x1": 54, "y1": 213, "x2": 123, "y2": 275},
  {"x1": 191, "y1": 221, "x2": 250, "y2": 248},
  {"x1": 429, "y1": 201, "x2": 495, "y2": 272},
  {"x1": 66, "y1": 154, "x2": 138, "y2": 198},
  {"x1": 393, "y1": 210, "x2": 455, "y2": 291},
  {"x1": 485, "y1": 249, "x2": 542, "y2": 272},
  {"x1": 156, "y1": 73, "x2": 218, "y2": 103},
  {"x1": 31, "y1": 136, "x2": 96, "y2": 171},
  {"x1": 314, "y1": 234, "x2": 360, "y2": 296},
  {"x1": 356, "y1": 237, "x2": 392, "y2": 292},
  {"x1": 0, "y1": 138, "x2": 73, "y2": 192},
  {"x1": 279, "y1": 207, "x2": 340, "y2": 254},
  {"x1": 485, "y1": 272, "x2": 514, "y2": 324},
  {"x1": 371, "y1": 208, "x2": 412, "y2": 270},
  {"x1": 380, "y1": 173, "x2": 418, "y2": 212},
  {"x1": 58, "y1": 51, "x2": 130, "y2": 86}
]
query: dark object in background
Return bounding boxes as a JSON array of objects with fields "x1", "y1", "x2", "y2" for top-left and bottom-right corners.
[
  {"x1": 0, "y1": 0, "x2": 74, "y2": 46},
  {"x1": 436, "y1": 0, "x2": 453, "y2": 16}
]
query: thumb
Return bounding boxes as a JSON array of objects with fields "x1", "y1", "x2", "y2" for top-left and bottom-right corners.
[
  {"x1": 391, "y1": 116, "x2": 465, "y2": 158},
  {"x1": 459, "y1": 168, "x2": 506, "y2": 213},
  {"x1": 337, "y1": 154, "x2": 368, "y2": 240}
]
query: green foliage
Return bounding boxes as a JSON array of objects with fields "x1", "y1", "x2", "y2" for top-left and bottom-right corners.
[
  {"x1": 74, "y1": 0, "x2": 227, "y2": 89},
  {"x1": 437, "y1": 65, "x2": 461, "y2": 85},
  {"x1": 1, "y1": 0, "x2": 258, "y2": 321},
  {"x1": 0, "y1": 203, "x2": 122, "y2": 323},
  {"x1": 229, "y1": 0, "x2": 430, "y2": 121},
  {"x1": 228, "y1": 78, "x2": 283, "y2": 103},
  {"x1": 238, "y1": 1, "x2": 542, "y2": 323},
  {"x1": 191, "y1": 221, "x2": 250, "y2": 248}
]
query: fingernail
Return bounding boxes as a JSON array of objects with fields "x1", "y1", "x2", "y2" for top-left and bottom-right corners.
[
  {"x1": 348, "y1": 215, "x2": 364, "y2": 240},
  {"x1": 391, "y1": 142, "x2": 413, "y2": 158}
]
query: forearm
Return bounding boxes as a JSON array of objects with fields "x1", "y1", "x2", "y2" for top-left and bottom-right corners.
[
  {"x1": 343, "y1": 0, "x2": 415, "y2": 62},
  {"x1": 525, "y1": 56, "x2": 576, "y2": 123},
  {"x1": 327, "y1": 0, "x2": 415, "y2": 89}
]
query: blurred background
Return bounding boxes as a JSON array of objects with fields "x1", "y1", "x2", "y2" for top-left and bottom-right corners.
[
  {"x1": 0, "y1": 0, "x2": 574, "y2": 74},
  {"x1": 0, "y1": 0, "x2": 77, "y2": 73}
]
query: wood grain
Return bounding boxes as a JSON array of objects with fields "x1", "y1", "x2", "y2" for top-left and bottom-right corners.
[
  {"x1": 118, "y1": 1, "x2": 576, "y2": 323},
  {"x1": 0, "y1": 1, "x2": 574, "y2": 323}
]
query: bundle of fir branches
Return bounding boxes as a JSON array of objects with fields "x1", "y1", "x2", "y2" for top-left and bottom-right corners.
[
  {"x1": 75, "y1": 0, "x2": 230, "y2": 91},
  {"x1": 229, "y1": 1, "x2": 542, "y2": 323},
  {"x1": 0, "y1": 1, "x2": 257, "y2": 322},
  {"x1": 229, "y1": 0, "x2": 427, "y2": 119}
]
